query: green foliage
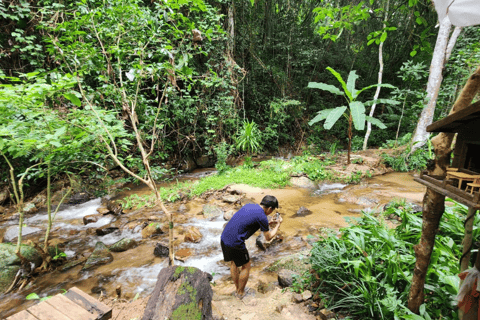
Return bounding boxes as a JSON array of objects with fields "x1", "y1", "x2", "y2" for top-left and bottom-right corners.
[
  {"x1": 214, "y1": 142, "x2": 232, "y2": 174},
  {"x1": 236, "y1": 120, "x2": 261, "y2": 155},
  {"x1": 382, "y1": 146, "x2": 431, "y2": 172},
  {"x1": 308, "y1": 67, "x2": 397, "y2": 162},
  {"x1": 304, "y1": 201, "x2": 469, "y2": 319}
]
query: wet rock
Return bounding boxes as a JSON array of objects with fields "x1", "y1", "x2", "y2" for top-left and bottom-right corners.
[
  {"x1": 83, "y1": 214, "x2": 101, "y2": 225},
  {"x1": 109, "y1": 238, "x2": 138, "y2": 252},
  {"x1": 31, "y1": 194, "x2": 46, "y2": 206},
  {"x1": 196, "y1": 155, "x2": 215, "y2": 168},
  {"x1": 179, "y1": 157, "x2": 197, "y2": 172},
  {"x1": 411, "y1": 204, "x2": 423, "y2": 213},
  {"x1": 60, "y1": 258, "x2": 87, "y2": 272},
  {"x1": 69, "y1": 192, "x2": 90, "y2": 204},
  {"x1": 302, "y1": 290, "x2": 312, "y2": 301},
  {"x1": 153, "y1": 243, "x2": 169, "y2": 257},
  {"x1": 223, "y1": 209, "x2": 235, "y2": 221},
  {"x1": 91, "y1": 286, "x2": 107, "y2": 296},
  {"x1": 23, "y1": 202, "x2": 37, "y2": 214},
  {"x1": 82, "y1": 242, "x2": 113, "y2": 271},
  {"x1": 0, "y1": 186, "x2": 9, "y2": 205},
  {"x1": 278, "y1": 269, "x2": 300, "y2": 288},
  {"x1": 296, "y1": 206, "x2": 312, "y2": 217},
  {"x1": 142, "y1": 266, "x2": 213, "y2": 320},
  {"x1": 202, "y1": 204, "x2": 223, "y2": 219},
  {"x1": 96, "y1": 207, "x2": 111, "y2": 215},
  {"x1": 290, "y1": 177, "x2": 317, "y2": 189},
  {"x1": 256, "y1": 233, "x2": 283, "y2": 251},
  {"x1": 174, "y1": 248, "x2": 193, "y2": 262},
  {"x1": 357, "y1": 196, "x2": 378, "y2": 206},
  {"x1": 0, "y1": 243, "x2": 43, "y2": 293},
  {"x1": 292, "y1": 293, "x2": 304, "y2": 303},
  {"x1": 257, "y1": 280, "x2": 276, "y2": 294},
  {"x1": 222, "y1": 195, "x2": 241, "y2": 204},
  {"x1": 107, "y1": 200, "x2": 123, "y2": 215},
  {"x1": 3, "y1": 226, "x2": 42, "y2": 243},
  {"x1": 142, "y1": 222, "x2": 165, "y2": 238},
  {"x1": 96, "y1": 226, "x2": 119, "y2": 236},
  {"x1": 178, "y1": 204, "x2": 188, "y2": 214},
  {"x1": 319, "y1": 309, "x2": 336, "y2": 320},
  {"x1": 184, "y1": 226, "x2": 203, "y2": 243}
]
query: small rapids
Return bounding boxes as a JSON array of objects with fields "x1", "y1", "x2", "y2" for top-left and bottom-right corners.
[{"x1": 0, "y1": 172, "x2": 425, "y2": 318}]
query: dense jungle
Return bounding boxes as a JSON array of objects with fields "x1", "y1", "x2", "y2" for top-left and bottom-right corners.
[{"x1": 1, "y1": 0, "x2": 480, "y2": 319}]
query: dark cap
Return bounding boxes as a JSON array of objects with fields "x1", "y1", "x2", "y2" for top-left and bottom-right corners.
[{"x1": 260, "y1": 195, "x2": 279, "y2": 209}]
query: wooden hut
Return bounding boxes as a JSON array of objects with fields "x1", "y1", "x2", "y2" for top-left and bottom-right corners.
[{"x1": 415, "y1": 100, "x2": 480, "y2": 209}]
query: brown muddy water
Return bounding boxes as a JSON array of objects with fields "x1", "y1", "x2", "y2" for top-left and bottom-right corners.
[{"x1": 0, "y1": 171, "x2": 425, "y2": 318}]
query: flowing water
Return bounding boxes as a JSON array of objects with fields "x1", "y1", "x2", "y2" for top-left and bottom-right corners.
[{"x1": 0, "y1": 171, "x2": 425, "y2": 318}]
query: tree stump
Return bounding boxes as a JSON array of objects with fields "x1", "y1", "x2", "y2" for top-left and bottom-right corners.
[{"x1": 142, "y1": 266, "x2": 213, "y2": 320}]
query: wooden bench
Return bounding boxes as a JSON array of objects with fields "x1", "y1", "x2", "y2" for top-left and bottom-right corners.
[
  {"x1": 6, "y1": 287, "x2": 112, "y2": 320},
  {"x1": 466, "y1": 182, "x2": 480, "y2": 194}
]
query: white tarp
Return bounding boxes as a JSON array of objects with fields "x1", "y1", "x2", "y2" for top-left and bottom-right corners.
[{"x1": 433, "y1": 0, "x2": 480, "y2": 26}]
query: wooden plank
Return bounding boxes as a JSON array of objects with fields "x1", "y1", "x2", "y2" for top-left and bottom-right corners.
[
  {"x1": 45, "y1": 294, "x2": 96, "y2": 320},
  {"x1": 414, "y1": 177, "x2": 480, "y2": 209},
  {"x1": 6, "y1": 309, "x2": 39, "y2": 320},
  {"x1": 64, "y1": 287, "x2": 111, "y2": 320},
  {"x1": 427, "y1": 101, "x2": 480, "y2": 133},
  {"x1": 26, "y1": 301, "x2": 73, "y2": 320}
]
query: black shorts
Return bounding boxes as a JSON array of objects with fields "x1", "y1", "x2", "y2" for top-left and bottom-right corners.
[{"x1": 221, "y1": 240, "x2": 249, "y2": 267}]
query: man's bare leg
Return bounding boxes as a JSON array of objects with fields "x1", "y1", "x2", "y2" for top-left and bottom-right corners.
[
  {"x1": 230, "y1": 261, "x2": 239, "y2": 291},
  {"x1": 237, "y1": 260, "x2": 251, "y2": 296}
]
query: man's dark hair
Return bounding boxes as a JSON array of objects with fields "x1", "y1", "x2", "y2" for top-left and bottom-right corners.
[{"x1": 260, "y1": 195, "x2": 279, "y2": 209}]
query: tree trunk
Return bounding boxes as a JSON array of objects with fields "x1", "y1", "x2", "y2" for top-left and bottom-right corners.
[
  {"x1": 408, "y1": 188, "x2": 445, "y2": 313},
  {"x1": 408, "y1": 64, "x2": 480, "y2": 314},
  {"x1": 410, "y1": 16, "x2": 452, "y2": 153},
  {"x1": 460, "y1": 208, "x2": 477, "y2": 272},
  {"x1": 363, "y1": 0, "x2": 388, "y2": 150}
]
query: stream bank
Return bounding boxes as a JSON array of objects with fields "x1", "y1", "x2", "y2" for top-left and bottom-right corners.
[{"x1": 0, "y1": 165, "x2": 425, "y2": 319}]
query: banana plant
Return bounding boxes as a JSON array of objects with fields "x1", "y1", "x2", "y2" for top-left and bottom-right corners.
[{"x1": 308, "y1": 67, "x2": 399, "y2": 164}]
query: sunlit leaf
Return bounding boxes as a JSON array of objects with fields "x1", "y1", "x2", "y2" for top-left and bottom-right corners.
[
  {"x1": 350, "y1": 101, "x2": 365, "y2": 130},
  {"x1": 324, "y1": 106, "x2": 347, "y2": 130}
]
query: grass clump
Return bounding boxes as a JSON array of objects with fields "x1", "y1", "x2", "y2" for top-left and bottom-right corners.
[{"x1": 299, "y1": 199, "x2": 474, "y2": 319}]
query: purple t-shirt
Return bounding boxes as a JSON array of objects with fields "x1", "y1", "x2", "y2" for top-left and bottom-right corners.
[{"x1": 221, "y1": 203, "x2": 269, "y2": 249}]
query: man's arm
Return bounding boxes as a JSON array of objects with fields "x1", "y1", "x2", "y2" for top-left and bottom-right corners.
[{"x1": 263, "y1": 216, "x2": 282, "y2": 241}]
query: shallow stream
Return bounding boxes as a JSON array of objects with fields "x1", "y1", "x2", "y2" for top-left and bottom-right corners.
[{"x1": 0, "y1": 171, "x2": 425, "y2": 318}]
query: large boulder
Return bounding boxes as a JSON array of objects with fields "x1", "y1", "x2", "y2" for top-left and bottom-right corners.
[
  {"x1": 202, "y1": 204, "x2": 223, "y2": 220},
  {"x1": 0, "y1": 243, "x2": 43, "y2": 293},
  {"x1": 82, "y1": 242, "x2": 113, "y2": 271},
  {"x1": 109, "y1": 238, "x2": 137, "y2": 252},
  {"x1": 142, "y1": 266, "x2": 213, "y2": 320},
  {"x1": 290, "y1": 177, "x2": 317, "y2": 189}
]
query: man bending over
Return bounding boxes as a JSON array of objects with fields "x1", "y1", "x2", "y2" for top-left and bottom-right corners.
[{"x1": 220, "y1": 195, "x2": 283, "y2": 299}]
